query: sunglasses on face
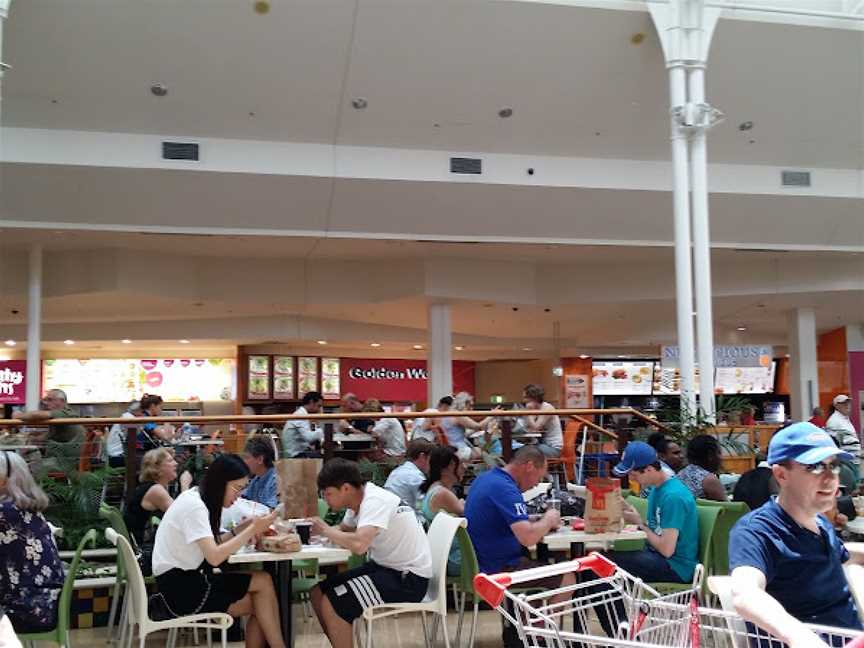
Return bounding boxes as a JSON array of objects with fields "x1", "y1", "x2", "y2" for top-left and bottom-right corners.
[{"x1": 799, "y1": 461, "x2": 841, "y2": 477}]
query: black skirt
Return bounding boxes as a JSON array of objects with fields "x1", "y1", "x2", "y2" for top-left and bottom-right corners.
[{"x1": 155, "y1": 564, "x2": 251, "y2": 616}]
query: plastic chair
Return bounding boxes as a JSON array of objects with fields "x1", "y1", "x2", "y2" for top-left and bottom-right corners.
[
  {"x1": 547, "y1": 426, "x2": 580, "y2": 482},
  {"x1": 105, "y1": 528, "x2": 233, "y2": 648},
  {"x1": 18, "y1": 529, "x2": 98, "y2": 648},
  {"x1": 355, "y1": 513, "x2": 466, "y2": 648},
  {"x1": 844, "y1": 564, "x2": 864, "y2": 624},
  {"x1": 447, "y1": 525, "x2": 480, "y2": 648},
  {"x1": 292, "y1": 558, "x2": 321, "y2": 619},
  {"x1": 696, "y1": 499, "x2": 750, "y2": 575},
  {"x1": 649, "y1": 505, "x2": 721, "y2": 596},
  {"x1": 99, "y1": 503, "x2": 138, "y2": 645}
]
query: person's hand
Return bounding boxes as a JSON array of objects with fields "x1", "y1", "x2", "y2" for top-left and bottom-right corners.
[
  {"x1": 308, "y1": 516, "x2": 329, "y2": 536},
  {"x1": 835, "y1": 513, "x2": 849, "y2": 528},
  {"x1": 250, "y1": 510, "x2": 279, "y2": 536},
  {"x1": 179, "y1": 470, "x2": 193, "y2": 491},
  {"x1": 787, "y1": 628, "x2": 832, "y2": 648},
  {"x1": 622, "y1": 501, "x2": 642, "y2": 526},
  {"x1": 543, "y1": 509, "x2": 561, "y2": 530}
]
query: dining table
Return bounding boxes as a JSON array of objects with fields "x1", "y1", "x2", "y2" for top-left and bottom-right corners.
[{"x1": 228, "y1": 544, "x2": 351, "y2": 646}]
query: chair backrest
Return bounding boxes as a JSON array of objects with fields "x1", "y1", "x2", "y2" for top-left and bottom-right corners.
[
  {"x1": 107, "y1": 527, "x2": 149, "y2": 626},
  {"x1": 426, "y1": 513, "x2": 467, "y2": 611},
  {"x1": 696, "y1": 499, "x2": 750, "y2": 575},
  {"x1": 454, "y1": 524, "x2": 480, "y2": 598},
  {"x1": 53, "y1": 528, "x2": 97, "y2": 643},
  {"x1": 844, "y1": 564, "x2": 864, "y2": 623},
  {"x1": 695, "y1": 504, "x2": 722, "y2": 576},
  {"x1": 100, "y1": 503, "x2": 132, "y2": 543}
]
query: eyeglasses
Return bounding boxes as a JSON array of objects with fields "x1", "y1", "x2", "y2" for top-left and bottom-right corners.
[{"x1": 800, "y1": 461, "x2": 841, "y2": 477}]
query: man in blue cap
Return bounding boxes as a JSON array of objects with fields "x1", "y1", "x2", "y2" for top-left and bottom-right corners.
[{"x1": 730, "y1": 422, "x2": 864, "y2": 647}]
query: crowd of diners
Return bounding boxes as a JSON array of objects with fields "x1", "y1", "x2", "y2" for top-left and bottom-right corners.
[{"x1": 1, "y1": 390, "x2": 862, "y2": 648}]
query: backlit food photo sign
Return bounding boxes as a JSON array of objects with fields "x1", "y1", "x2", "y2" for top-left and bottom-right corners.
[{"x1": 0, "y1": 361, "x2": 26, "y2": 404}]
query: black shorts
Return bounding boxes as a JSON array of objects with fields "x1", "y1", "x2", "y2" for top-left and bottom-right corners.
[
  {"x1": 503, "y1": 557, "x2": 567, "y2": 590},
  {"x1": 320, "y1": 562, "x2": 429, "y2": 623},
  {"x1": 156, "y1": 567, "x2": 251, "y2": 616}
]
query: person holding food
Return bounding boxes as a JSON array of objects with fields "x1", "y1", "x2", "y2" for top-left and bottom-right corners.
[
  {"x1": 281, "y1": 391, "x2": 323, "y2": 458},
  {"x1": 522, "y1": 384, "x2": 564, "y2": 458}
]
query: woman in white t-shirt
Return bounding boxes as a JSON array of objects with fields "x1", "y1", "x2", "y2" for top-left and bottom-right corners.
[{"x1": 152, "y1": 454, "x2": 284, "y2": 648}]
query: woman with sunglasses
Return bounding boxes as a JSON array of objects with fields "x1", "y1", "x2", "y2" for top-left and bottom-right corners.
[
  {"x1": 0, "y1": 450, "x2": 66, "y2": 635},
  {"x1": 152, "y1": 454, "x2": 285, "y2": 648}
]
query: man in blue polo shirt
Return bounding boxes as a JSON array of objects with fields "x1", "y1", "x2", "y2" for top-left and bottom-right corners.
[
  {"x1": 465, "y1": 446, "x2": 574, "y2": 648},
  {"x1": 730, "y1": 422, "x2": 864, "y2": 647}
]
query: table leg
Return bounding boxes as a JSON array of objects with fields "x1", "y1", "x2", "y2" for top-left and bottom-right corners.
[
  {"x1": 267, "y1": 560, "x2": 293, "y2": 648},
  {"x1": 569, "y1": 542, "x2": 585, "y2": 559},
  {"x1": 537, "y1": 543, "x2": 550, "y2": 563}
]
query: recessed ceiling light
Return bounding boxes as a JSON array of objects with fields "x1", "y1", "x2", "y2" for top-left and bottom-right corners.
[
  {"x1": 578, "y1": 354, "x2": 589, "y2": 359},
  {"x1": 179, "y1": 339, "x2": 190, "y2": 344},
  {"x1": 4, "y1": 340, "x2": 15, "y2": 347},
  {"x1": 630, "y1": 32, "x2": 645, "y2": 45},
  {"x1": 253, "y1": 0, "x2": 270, "y2": 14},
  {"x1": 454, "y1": 345, "x2": 465, "y2": 351},
  {"x1": 737, "y1": 326, "x2": 747, "y2": 331},
  {"x1": 522, "y1": 347, "x2": 533, "y2": 351},
  {"x1": 63, "y1": 339, "x2": 75, "y2": 346},
  {"x1": 412, "y1": 344, "x2": 424, "y2": 350},
  {"x1": 317, "y1": 340, "x2": 328, "y2": 345},
  {"x1": 351, "y1": 98, "x2": 368, "y2": 110},
  {"x1": 150, "y1": 83, "x2": 168, "y2": 97},
  {"x1": 121, "y1": 339, "x2": 132, "y2": 344},
  {"x1": 617, "y1": 355, "x2": 627, "y2": 358},
  {"x1": 498, "y1": 107, "x2": 513, "y2": 118},
  {"x1": 370, "y1": 342, "x2": 381, "y2": 348},
  {"x1": 738, "y1": 121, "x2": 754, "y2": 131}
]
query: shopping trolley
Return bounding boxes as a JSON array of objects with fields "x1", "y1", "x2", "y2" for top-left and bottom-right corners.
[{"x1": 474, "y1": 553, "x2": 864, "y2": 648}]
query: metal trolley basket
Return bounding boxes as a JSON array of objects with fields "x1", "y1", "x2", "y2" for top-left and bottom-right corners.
[{"x1": 473, "y1": 553, "x2": 864, "y2": 648}]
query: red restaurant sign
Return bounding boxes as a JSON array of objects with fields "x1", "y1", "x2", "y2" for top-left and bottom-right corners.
[
  {"x1": 340, "y1": 358, "x2": 475, "y2": 402},
  {"x1": 0, "y1": 360, "x2": 26, "y2": 404}
]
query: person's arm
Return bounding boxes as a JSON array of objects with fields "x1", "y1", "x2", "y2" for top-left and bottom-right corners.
[
  {"x1": 309, "y1": 517, "x2": 380, "y2": 555},
  {"x1": 623, "y1": 496, "x2": 679, "y2": 558},
  {"x1": 731, "y1": 566, "x2": 830, "y2": 648},
  {"x1": 844, "y1": 542, "x2": 864, "y2": 565},
  {"x1": 431, "y1": 487, "x2": 465, "y2": 516},
  {"x1": 702, "y1": 474, "x2": 728, "y2": 502},
  {"x1": 194, "y1": 510, "x2": 277, "y2": 567},
  {"x1": 19, "y1": 409, "x2": 53, "y2": 423},
  {"x1": 510, "y1": 510, "x2": 561, "y2": 547},
  {"x1": 456, "y1": 416, "x2": 485, "y2": 431},
  {"x1": 142, "y1": 484, "x2": 174, "y2": 514}
]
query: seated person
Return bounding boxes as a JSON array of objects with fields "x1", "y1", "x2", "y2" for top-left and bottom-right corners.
[
  {"x1": 440, "y1": 392, "x2": 497, "y2": 462},
  {"x1": 419, "y1": 446, "x2": 465, "y2": 576},
  {"x1": 241, "y1": 435, "x2": 279, "y2": 509},
  {"x1": 137, "y1": 394, "x2": 177, "y2": 448},
  {"x1": 309, "y1": 459, "x2": 432, "y2": 648},
  {"x1": 647, "y1": 431, "x2": 684, "y2": 473},
  {"x1": 676, "y1": 434, "x2": 728, "y2": 501},
  {"x1": 105, "y1": 400, "x2": 142, "y2": 468},
  {"x1": 336, "y1": 393, "x2": 372, "y2": 435},
  {"x1": 0, "y1": 451, "x2": 65, "y2": 635},
  {"x1": 464, "y1": 446, "x2": 574, "y2": 648},
  {"x1": 411, "y1": 396, "x2": 453, "y2": 443},
  {"x1": 521, "y1": 384, "x2": 564, "y2": 458},
  {"x1": 384, "y1": 439, "x2": 433, "y2": 510},
  {"x1": 152, "y1": 454, "x2": 283, "y2": 647},
  {"x1": 281, "y1": 391, "x2": 323, "y2": 458},
  {"x1": 730, "y1": 422, "x2": 864, "y2": 646},
  {"x1": 19, "y1": 389, "x2": 86, "y2": 469},
  {"x1": 364, "y1": 399, "x2": 407, "y2": 459},
  {"x1": 124, "y1": 447, "x2": 191, "y2": 547},
  {"x1": 733, "y1": 461, "x2": 778, "y2": 512}
]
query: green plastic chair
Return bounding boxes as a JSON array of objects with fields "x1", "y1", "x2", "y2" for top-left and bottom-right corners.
[
  {"x1": 447, "y1": 525, "x2": 480, "y2": 648},
  {"x1": 18, "y1": 528, "x2": 98, "y2": 648},
  {"x1": 649, "y1": 505, "x2": 722, "y2": 596},
  {"x1": 696, "y1": 499, "x2": 750, "y2": 575}
]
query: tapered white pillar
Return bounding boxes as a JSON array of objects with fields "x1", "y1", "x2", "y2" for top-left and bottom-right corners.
[
  {"x1": 788, "y1": 308, "x2": 819, "y2": 422},
  {"x1": 427, "y1": 304, "x2": 453, "y2": 405},
  {"x1": 26, "y1": 245, "x2": 42, "y2": 409}
]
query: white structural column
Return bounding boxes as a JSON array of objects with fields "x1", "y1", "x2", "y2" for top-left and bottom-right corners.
[
  {"x1": 26, "y1": 245, "x2": 42, "y2": 409},
  {"x1": 787, "y1": 308, "x2": 819, "y2": 422},
  {"x1": 427, "y1": 303, "x2": 453, "y2": 405}
]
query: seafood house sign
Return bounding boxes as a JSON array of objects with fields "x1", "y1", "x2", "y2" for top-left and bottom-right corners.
[{"x1": 0, "y1": 361, "x2": 26, "y2": 404}]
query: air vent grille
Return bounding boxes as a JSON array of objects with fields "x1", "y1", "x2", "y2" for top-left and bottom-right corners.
[
  {"x1": 162, "y1": 141, "x2": 199, "y2": 161},
  {"x1": 781, "y1": 170, "x2": 811, "y2": 187},
  {"x1": 450, "y1": 157, "x2": 482, "y2": 174}
]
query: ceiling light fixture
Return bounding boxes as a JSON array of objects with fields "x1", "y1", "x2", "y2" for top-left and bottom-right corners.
[
  {"x1": 522, "y1": 347, "x2": 533, "y2": 351},
  {"x1": 737, "y1": 326, "x2": 747, "y2": 331},
  {"x1": 121, "y1": 339, "x2": 132, "y2": 344},
  {"x1": 578, "y1": 354, "x2": 589, "y2": 359},
  {"x1": 351, "y1": 98, "x2": 368, "y2": 110},
  {"x1": 150, "y1": 83, "x2": 168, "y2": 97},
  {"x1": 4, "y1": 340, "x2": 15, "y2": 347},
  {"x1": 412, "y1": 344, "x2": 424, "y2": 350},
  {"x1": 454, "y1": 345, "x2": 465, "y2": 351},
  {"x1": 179, "y1": 339, "x2": 190, "y2": 344},
  {"x1": 253, "y1": 0, "x2": 270, "y2": 14},
  {"x1": 498, "y1": 107, "x2": 513, "y2": 118},
  {"x1": 370, "y1": 342, "x2": 381, "y2": 348},
  {"x1": 63, "y1": 339, "x2": 75, "y2": 346},
  {"x1": 317, "y1": 340, "x2": 328, "y2": 345}
]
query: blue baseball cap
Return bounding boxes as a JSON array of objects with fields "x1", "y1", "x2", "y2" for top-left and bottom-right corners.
[
  {"x1": 613, "y1": 441, "x2": 658, "y2": 476},
  {"x1": 767, "y1": 422, "x2": 852, "y2": 466}
]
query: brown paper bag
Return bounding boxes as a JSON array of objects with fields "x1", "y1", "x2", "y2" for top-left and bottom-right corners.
[
  {"x1": 584, "y1": 477, "x2": 623, "y2": 533},
  {"x1": 276, "y1": 458, "x2": 322, "y2": 518}
]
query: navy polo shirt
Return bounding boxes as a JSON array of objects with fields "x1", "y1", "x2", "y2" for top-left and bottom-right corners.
[
  {"x1": 729, "y1": 498, "x2": 861, "y2": 630},
  {"x1": 465, "y1": 467, "x2": 528, "y2": 574}
]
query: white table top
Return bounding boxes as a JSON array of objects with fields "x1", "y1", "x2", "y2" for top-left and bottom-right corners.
[
  {"x1": 175, "y1": 438, "x2": 224, "y2": 446},
  {"x1": 228, "y1": 545, "x2": 351, "y2": 565},
  {"x1": 513, "y1": 433, "x2": 542, "y2": 439},
  {"x1": 539, "y1": 526, "x2": 646, "y2": 552},
  {"x1": 333, "y1": 433, "x2": 374, "y2": 443},
  {"x1": 847, "y1": 517, "x2": 864, "y2": 536},
  {"x1": 0, "y1": 444, "x2": 39, "y2": 451}
]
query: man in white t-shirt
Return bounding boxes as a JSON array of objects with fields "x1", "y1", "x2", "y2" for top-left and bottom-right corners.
[
  {"x1": 522, "y1": 384, "x2": 564, "y2": 458},
  {"x1": 310, "y1": 459, "x2": 432, "y2": 648},
  {"x1": 412, "y1": 396, "x2": 453, "y2": 443}
]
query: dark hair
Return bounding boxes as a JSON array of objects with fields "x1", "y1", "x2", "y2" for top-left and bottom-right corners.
[
  {"x1": 140, "y1": 393, "x2": 163, "y2": 412},
  {"x1": 302, "y1": 391, "x2": 323, "y2": 406},
  {"x1": 199, "y1": 454, "x2": 250, "y2": 539},
  {"x1": 244, "y1": 435, "x2": 275, "y2": 468},
  {"x1": 523, "y1": 384, "x2": 545, "y2": 402},
  {"x1": 686, "y1": 434, "x2": 722, "y2": 473},
  {"x1": 438, "y1": 396, "x2": 453, "y2": 407},
  {"x1": 420, "y1": 446, "x2": 460, "y2": 494},
  {"x1": 510, "y1": 445, "x2": 546, "y2": 468},
  {"x1": 317, "y1": 458, "x2": 364, "y2": 491},
  {"x1": 406, "y1": 438, "x2": 434, "y2": 461},
  {"x1": 647, "y1": 431, "x2": 670, "y2": 455}
]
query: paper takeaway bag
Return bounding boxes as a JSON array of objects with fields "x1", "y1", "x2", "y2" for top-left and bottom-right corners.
[
  {"x1": 276, "y1": 458, "x2": 322, "y2": 518},
  {"x1": 584, "y1": 477, "x2": 623, "y2": 533}
]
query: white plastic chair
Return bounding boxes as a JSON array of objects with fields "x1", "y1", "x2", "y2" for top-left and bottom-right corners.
[
  {"x1": 105, "y1": 528, "x2": 233, "y2": 648},
  {"x1": 355, "y1": 513, "x2": 466, "y2": 648},
  {"x1": 844, "y1": 564, "x2": 864, "y2": 623}
]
